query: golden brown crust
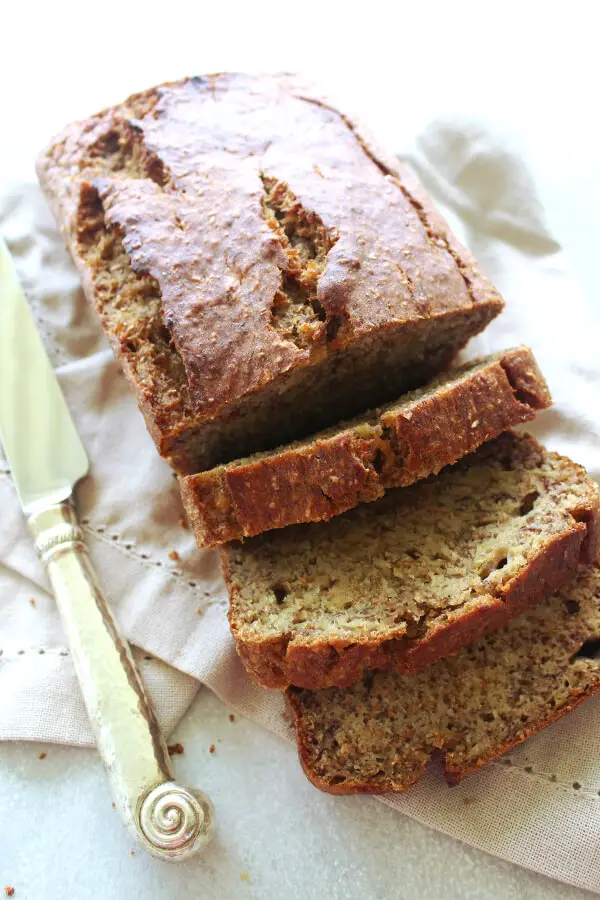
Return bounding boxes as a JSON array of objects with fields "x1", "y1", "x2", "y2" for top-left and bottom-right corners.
[
  {"x1": 181, "y1": 347, "x2": 551, "y2": 546},
  {"x1": 37, "y1": 73, "x2": 503, "y2": 473}
]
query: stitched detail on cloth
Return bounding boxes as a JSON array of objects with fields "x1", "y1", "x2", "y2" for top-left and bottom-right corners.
[
  {"x1": 0, "y1": 464, "x2": 223, "y2": 602},
  {"x1": 0, "y1": 648, "x2": 70, "y2": 657},
  {"x1": 490, "y1": 756, "x2": 600, "y2": 797},
  {"x1": 1, "y1": 473, "x2": 216, "y2": 597},
  {"x1": 31, "y1": 304, "x2": 69, "y2": 368},
  {"x1": 81, "y1": 521, "x2": 224, "y2": 603},
  {"x1": 0, "y1": 648, "x2": 155, "y2": 660}
]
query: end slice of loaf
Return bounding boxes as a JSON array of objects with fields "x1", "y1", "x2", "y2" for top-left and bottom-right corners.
[
  {"x1": 223, "y1": 433, "x2": 600, "y2": 689},
  {"x1": 181, "y1": 347, "x2": 550, "y2": 547},
  {"x1": 288, "y1": 565, "x2": 600, "y2": 793}
]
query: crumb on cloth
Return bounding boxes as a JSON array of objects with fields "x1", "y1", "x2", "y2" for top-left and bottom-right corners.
[
  {"x1": 39, "y1": 752, "x2": 47, "y2": 760},
  {"x1": 209, "y1": 744, "x2": 215, "y2": 754},
  {"x1": 168, "y1": 550, "x2": 180, "y2": 561},
  {"x1": 168, "y1": 743, "x2": 184, "y2": 755}
]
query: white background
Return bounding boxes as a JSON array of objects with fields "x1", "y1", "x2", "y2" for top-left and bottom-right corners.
[{"x1": 1, "y1": 3, "x2": 599, "y2": 898}]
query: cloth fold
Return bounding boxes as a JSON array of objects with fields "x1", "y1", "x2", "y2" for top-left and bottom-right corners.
[{"x1": 2, "y1": 122, "x2": 600, "y2": 893}]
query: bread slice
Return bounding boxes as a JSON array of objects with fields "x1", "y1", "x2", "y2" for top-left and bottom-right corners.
[
  {"x1": 287, "y1": 564, "x2": 600, "y2": 793},
  {"x1": 37, "y1": 73, "x2": 503, "y2": 474},
  {"x1": 181, "y1": 347, "x2": 550, "y2": 547},
  {"x1": 223, "y1": 433, "x2": 600, "y2": 689}
]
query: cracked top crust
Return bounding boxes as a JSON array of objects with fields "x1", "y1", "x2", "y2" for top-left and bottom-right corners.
[{"x1": 37, "y1": 73, "x2": 503, "y2": 419}]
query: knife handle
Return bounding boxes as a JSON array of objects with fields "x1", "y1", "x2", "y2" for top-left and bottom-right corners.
[{"x1": 27, "y1": 500, "x2": 215, "y2": 861}]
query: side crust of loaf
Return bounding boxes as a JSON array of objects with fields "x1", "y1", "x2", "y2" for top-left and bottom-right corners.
[
  {"x1": 223, "y1": 435, "x2": 600, "y2": 690},
  {"x1": 287, "y1": 565, "x2": 600, "y2": 793},
  {"x1": 181, "y1": 347, "x2": 551, "y2": 546}
]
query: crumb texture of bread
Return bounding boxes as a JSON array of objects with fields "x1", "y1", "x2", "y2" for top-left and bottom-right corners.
[
  {"x1": 223, "y1": 433, "x2": 600, "y2": 689},
  {"x1": 288, "y1": 565, "x2": 600, "y2": 793},
  {"x1": 37, "y1": 73, "x2": 503, "y2": 473},
  {"x1": 181, "y1": 346, "x2": 551, "y2": 546}
]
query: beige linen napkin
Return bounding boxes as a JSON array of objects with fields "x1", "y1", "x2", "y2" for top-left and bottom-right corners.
[{"x1": 2, "y1": 123, "x2": 600, "y2": 893}]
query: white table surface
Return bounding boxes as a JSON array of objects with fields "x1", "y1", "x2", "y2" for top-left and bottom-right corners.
[
  {"x1": 1, "y1": 4, "x2": 598, "y2": 897},
  {"x1": 1, "y1": 688, "x2": 596, "y2": 900}
]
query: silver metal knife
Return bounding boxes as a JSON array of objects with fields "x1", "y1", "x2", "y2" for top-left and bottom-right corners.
[{"x1": 0, "y1": 237, "x2": 214, "y2": 860}]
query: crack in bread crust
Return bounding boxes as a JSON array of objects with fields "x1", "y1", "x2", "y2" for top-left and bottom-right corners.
[{"x1": 259, "y1": 173, "x2": 340, "y2": 351}]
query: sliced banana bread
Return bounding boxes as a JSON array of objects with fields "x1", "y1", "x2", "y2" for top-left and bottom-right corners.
[
  {"x1": 37, "y1": 73, "x2": 503, "y2": 474},
  {"x1": 223, "y1": 433, "x2": 599, "y2": 689},
  {"x1": 181, "y1": 347, "x2": 550, "y2": 546},
  {"x1": 288, "y1": 564, "x2": 600, "y2": 793}
]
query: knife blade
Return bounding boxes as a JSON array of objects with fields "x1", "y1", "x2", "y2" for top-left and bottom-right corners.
[
  {"x1": 0, "y1": 240, "x2": 88, "y2": 514},
  {"x1": 0, "y1": 237, "x2": 214, "y2": 859}
]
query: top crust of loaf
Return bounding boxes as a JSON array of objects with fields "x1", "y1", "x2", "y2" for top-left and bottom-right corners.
[
  {"x1": 181, "y1": 346, "x2": 551, "y2": 546},
  {"x1": 37, "y1": 73, "x2": 503, "y2": 471}
]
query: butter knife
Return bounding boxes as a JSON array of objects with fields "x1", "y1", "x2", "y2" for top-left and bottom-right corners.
[{"x1": 0, "y1": 238, "x2": 214, "y2": 860}]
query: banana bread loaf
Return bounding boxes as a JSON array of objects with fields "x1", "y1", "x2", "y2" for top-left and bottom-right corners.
[
  {"x1": 181, "y1": 346, "x2": 550, "y2": 546},
  {"x1": 288, "y1": 564, "x2": 600, "y2": 793},
  {"x1": 223, "y1": 433, "x2": 599, "y2": 689},
  {"x1": 37, "y1": 73, "x2": 503, "y2": 474}
]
